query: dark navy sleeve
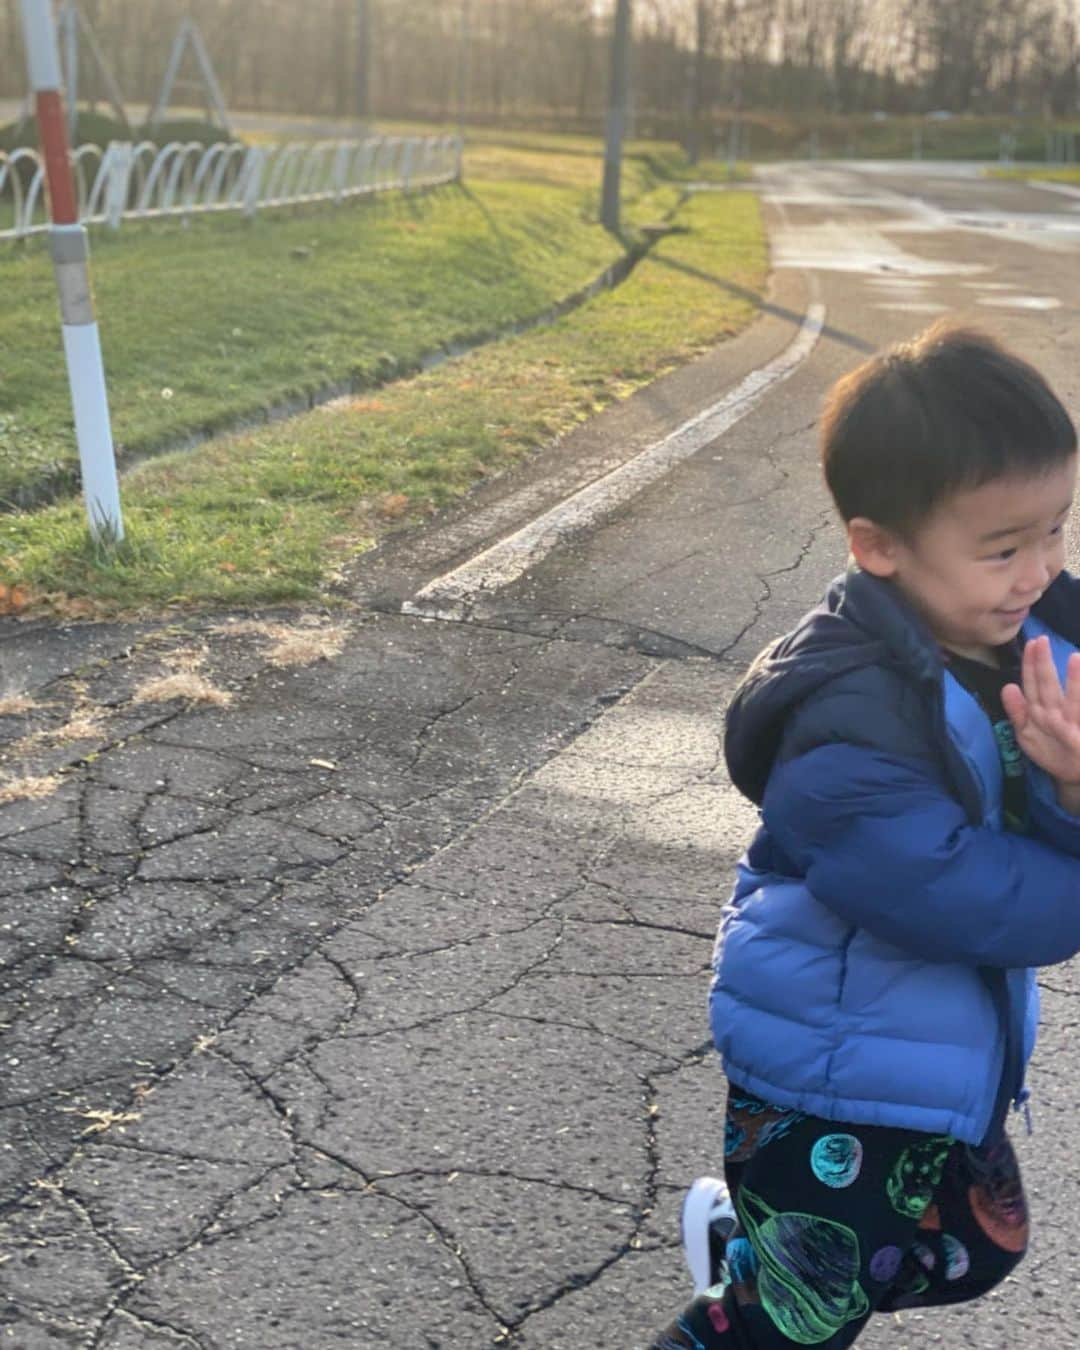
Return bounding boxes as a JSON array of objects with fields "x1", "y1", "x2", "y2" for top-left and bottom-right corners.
[{"x1": 763, "y1": 743, "x2": 1080, "y2": 969}]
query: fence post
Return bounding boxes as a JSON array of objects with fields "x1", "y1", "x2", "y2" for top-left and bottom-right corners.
[
  {"x1": 3, "y1": 132, "x2": 459, "y2": 241},
  {"x1": 18, "y1": 0, "x2": 123, "y2": 541},
  {"x1": 104, "y1": 140, "x2": 132, "y2": 230},
  {"x1": 333, "y1": 142, "x2": 349, "y2": 203},
  {"x1": 242, "y1": 144, "x2": 265, "y2": 218}
]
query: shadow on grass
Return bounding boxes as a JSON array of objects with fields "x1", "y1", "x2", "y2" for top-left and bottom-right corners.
[
  {"x1": 653, "y1": 253, "x2": 877, "y2": 355},
  {"x1": 453, "y1": 181, "x2": 524, "y2": 267}
]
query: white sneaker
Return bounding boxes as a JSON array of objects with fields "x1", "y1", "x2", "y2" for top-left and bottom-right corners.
[{"x1": 681, "y1": 1175, "x2": 737, "y2": 1296}]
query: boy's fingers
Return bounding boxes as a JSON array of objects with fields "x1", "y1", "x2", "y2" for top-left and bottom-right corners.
[
  {"x1": 1021, "y1": 636, "x2": 1040, "y2": 706},
  {"x1": 1001, "y1": 681, "x2": 1028, "y2": 731},
  {"x1": 1029, "y1": 636, "x2": 1062, "y2": 711},
  {"x1": 1066, "y1": 653, "x2": 1080, "y2": 726}
]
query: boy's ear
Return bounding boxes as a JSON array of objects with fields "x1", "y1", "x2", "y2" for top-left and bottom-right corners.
[{"x1": 847, "y1": 517, "x2": 902, "y2": 577}]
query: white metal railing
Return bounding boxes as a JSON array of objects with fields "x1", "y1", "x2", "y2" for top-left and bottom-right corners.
[{"x1": 0, "y1": 134, "x2": 463, "y2": 240}]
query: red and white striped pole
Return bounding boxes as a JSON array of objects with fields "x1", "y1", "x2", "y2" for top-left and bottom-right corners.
[{"x1": 19, "y1": 0, "x2": 123, "y2": 540}]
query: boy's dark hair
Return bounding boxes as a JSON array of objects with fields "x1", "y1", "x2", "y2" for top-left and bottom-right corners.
[{"x1": 821, "y1": 321, "x2": 1077, "y2": 536}]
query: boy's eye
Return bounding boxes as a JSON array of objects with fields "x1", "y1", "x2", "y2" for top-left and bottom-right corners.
[
  {"x1": 992, "y1": 547, "x2": 1017, "y2": 561},
  {"x1": 1050, "y1": 523, "x2": 1064, "y2": 536}
]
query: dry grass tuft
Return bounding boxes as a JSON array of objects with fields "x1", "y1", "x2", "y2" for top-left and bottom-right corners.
[
  {"x1": 132, "y1": 644, "x2": 232, "y2": 707},
  {"x1": 60, "y1": 1106, "x2": 141, "y2": 1137},
  {"x1": 3, "y1": 734, "x2": 40, "y2": 759},
  {"x1": 168, "y1": 647, "x2": 209, "y2": 671},
  {"x1": 211, "y1": 620, "x2": 277, "y2": 639},
  {"x1": 210, "y1": 619, "x2": 347, "y2": 668},
  {"x1": 47, "y1": 706, "x2": 107, "y2": 744},
  {"x1": 0, "y1": 773, "x2": 63, "y2": 803},
  {"x1": 2, "y1": 695, "x2": 105, "y2": 754},
  {"x1": 378, "y1": 493, "x2": 411, "y2": 520},
  {"x1": 0, "y1": 695, "x2": 36, "y2": 717},
  {"x1": 133, "y1": 671, "x2": 233, "y2": 707},
  {"x1": 266, "y1": 624, "x2": 347, "y2": 668}
]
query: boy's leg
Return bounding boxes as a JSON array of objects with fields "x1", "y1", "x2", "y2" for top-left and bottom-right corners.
[
  {"x1": 649, "y1": 1091, "x2": 955, "y2": 1350},
  {"x1": 877, "y1": 1130, "x2": 1028, "y2": 1312}
]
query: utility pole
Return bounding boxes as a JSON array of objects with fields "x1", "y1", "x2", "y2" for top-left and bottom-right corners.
[
  {"x1": 18, "y1": 0, "x2": 123, "y2": 541},
  {"x1": 601, "y1": 0, "x2": 631, "y2": 233},
  {"x1": 689, "y1": 0, "x2": 708, "y2": 164},
  {"x1": 356, "y1": 0, "x2": 372, "y2": 128},
  {"x1": 457, "y1": 0, "x2": 471, "y2": 136}
]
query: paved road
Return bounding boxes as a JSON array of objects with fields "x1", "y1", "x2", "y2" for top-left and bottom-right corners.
[{"x1": 2, "y1": 163, "x2": 1080, "y2": 1348}]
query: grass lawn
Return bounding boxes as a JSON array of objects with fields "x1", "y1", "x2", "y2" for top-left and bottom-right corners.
[
  {"x1": 1, "y1": 143, "x2": 766, "y2": 614},
  {"x1": 1, "y1": 142, "x2": 689, "y2": 507},
  {"x1": 986, "y1": 165, "x2": 1080, "y2": 184}
]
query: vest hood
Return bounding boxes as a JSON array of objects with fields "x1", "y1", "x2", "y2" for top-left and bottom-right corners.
[
  {"x1": 725, "y1": 569, "x2": 943, "y2": 806},
  {"x1": 725, "y1": 566, "x2": 1080, "y2": 808}
]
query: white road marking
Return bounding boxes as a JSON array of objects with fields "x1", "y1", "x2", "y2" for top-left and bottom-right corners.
[
  {"x1": 977, "y1": 295, "x2": 1062, "y2": 310},
  {"x1": 1024, "y1": 179, "x2": 1080, "y2": 202},
  {"x1": 866, "y1": 275, "x2": 930, "y2": 284},
  {"x1": 402, "y1": 305, "x2": 826, "y2": 621},
  {"x1": 874, "y1": 302, "x2": 949, "y2": 314}
]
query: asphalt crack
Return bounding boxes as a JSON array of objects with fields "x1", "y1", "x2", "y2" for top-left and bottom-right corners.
[
  {"x1": 1, "y1": 580, "x2": 747, "y2": 1339},
  {"x1": 97, "y1": 1308, "x2": 207, "y2": 1348}
]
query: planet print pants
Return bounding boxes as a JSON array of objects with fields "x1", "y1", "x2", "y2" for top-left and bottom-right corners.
[{"x1": 650, "y1": 1085, "x2": 1028, "y2": 1349}]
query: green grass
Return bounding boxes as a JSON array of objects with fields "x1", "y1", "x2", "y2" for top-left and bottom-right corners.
[
  {"x1": 987, "y1": 165, "x2": 1080, "y2": 183},
  {"x1": 460, "y1": 125, "x2": 752, "y2": 182},
  {"x1": 0, "y1": 144, "x2": 686, "y2": 509},
  {"x1": 0, "y1": 185, "x2": 766, "y2": 613}
]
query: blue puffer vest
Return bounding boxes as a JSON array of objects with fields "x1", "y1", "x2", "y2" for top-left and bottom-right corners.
[{"x1": 712, "y1": 567, "x2": 1080, "y2": 1145}]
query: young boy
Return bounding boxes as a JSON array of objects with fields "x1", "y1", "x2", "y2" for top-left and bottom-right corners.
[{"x1": 651, "y1": 323, "x2": 1080, "y2": 1349}]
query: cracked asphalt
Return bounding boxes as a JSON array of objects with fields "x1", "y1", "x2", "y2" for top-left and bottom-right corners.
[{"x1": 4, "y1": 163, "x2": 1080, "y2": 1348}]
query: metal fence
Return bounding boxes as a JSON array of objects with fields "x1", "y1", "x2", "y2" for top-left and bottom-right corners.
[{"x1": 0, "y1": 134, "x2": 463, "y2": 240}]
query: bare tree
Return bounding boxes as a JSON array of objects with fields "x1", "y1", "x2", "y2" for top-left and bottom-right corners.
[
  {"x1": 356, "y1": 0, "x2": 372, "y2": 122},
  {"x1": 687, "y1": 0, "x2": 710, "y2": 161},
  {"x1": 4, "y1": 0, "x2": 1080, "y2": 135}
]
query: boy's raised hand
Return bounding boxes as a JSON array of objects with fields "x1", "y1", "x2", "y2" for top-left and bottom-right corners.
[{"x1": 1002, "y1": 635, "x2": 1080, "y2": 806}]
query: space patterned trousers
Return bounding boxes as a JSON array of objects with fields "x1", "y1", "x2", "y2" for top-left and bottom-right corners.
[{"x1": 651, "y1": 1086, "x2": 1029, "y2": 1350}]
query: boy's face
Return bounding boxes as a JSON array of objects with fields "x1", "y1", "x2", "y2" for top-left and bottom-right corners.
[{"x1": 853, "y1": 456, "x2": 1077, "y2": 663}]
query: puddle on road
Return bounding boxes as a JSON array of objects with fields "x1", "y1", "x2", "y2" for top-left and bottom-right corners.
[
  {"x1": 763, "y1": 164, "x2": 1080, "y2": 276},
  {"x1": 770, "y1": 219, "x2": 987, "y2": 277}
]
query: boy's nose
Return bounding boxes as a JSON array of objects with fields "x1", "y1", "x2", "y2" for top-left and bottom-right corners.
[{"x1": 1018, "y1": 558, "x2": 1055, "y2": 598}]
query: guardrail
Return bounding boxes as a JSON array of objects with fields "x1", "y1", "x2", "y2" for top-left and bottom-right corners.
[{"x1": 0, "y1": 134, "x2": 463, "y2": 240}]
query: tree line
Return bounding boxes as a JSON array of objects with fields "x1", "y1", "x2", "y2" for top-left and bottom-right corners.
[{"x1": 1, "y1": 0, "x2": 1078, "y2": 132}]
